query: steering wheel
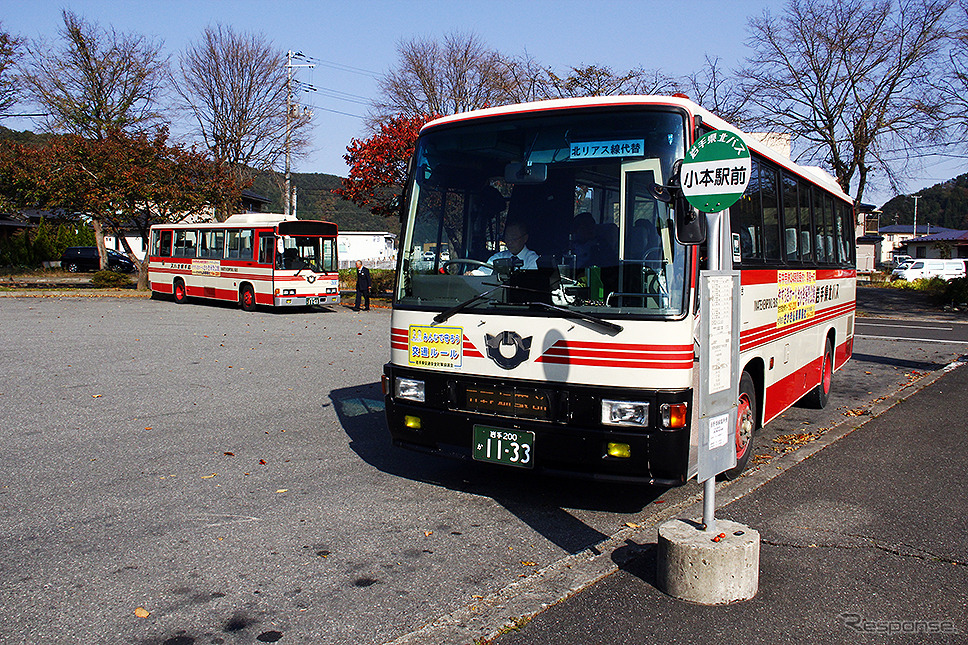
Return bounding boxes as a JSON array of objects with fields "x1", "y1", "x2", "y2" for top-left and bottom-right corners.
[{"x1": 442, "y1": 259, "x2": 494, "y2": 275}]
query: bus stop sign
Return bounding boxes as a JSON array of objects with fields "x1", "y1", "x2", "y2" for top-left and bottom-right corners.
[{"x1": 681, "y1": 130, "x2": 752, "y2": 213}]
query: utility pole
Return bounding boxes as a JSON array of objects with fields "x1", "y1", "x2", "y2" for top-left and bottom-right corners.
[
  {"x1": 912, "y1": 194, "x2": 920, "y2": 240},
  {"x1": 284, "y1": 51, "x2": 316, "y2": 217}
]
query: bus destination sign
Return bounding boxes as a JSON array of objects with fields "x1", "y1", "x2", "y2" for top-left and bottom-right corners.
[{"x1": 681, "y1": 129, "x2": 752, "y2": 213}]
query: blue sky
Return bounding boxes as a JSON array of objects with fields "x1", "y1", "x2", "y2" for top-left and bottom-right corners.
[{"x1": 3, "y1": 0, "x2": 964, "y2": 206}]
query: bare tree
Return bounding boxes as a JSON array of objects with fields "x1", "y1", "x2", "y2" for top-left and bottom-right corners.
[
  {"x1": 0, "y1": 23, "x2": 23, "y2": 117},
  {"x1": 544, "y1": 64, "x2": 679, "y2": 99},
  {"x1": 174, "y1": 24, "x2": 309, "y2": 217},
  {"x1": 683, "y1": 55, "x2": 750, "y2": 126},
  {"x1": 371, "y1": 32, "x2": 518, "y2": 123},
  {"x1": 17, "y1": 10, "x2": 168, "y2": 268},
  {"x1": 946, "y1": 1, "x2": 968, "y2": 139},
  {"x1": 19, "y1": 10, "x2": 168, "y2": 139},
  {"x1": 741, "y1": 0, "x2": 953, "y2": 205},
  {"x1": 503, "y1": 51, "x2": 551, "y2": 104}
]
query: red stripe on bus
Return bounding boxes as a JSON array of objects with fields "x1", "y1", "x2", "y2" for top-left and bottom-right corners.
[
  {"x1": 537, "y1": 356, "x2": 694, "y2": 369},
  {"x1": 739, "y1": 303, "x2": 855, "y2": 352}
]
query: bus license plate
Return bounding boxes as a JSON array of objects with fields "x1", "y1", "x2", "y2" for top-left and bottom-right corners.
[
  {"x1": 306, "y1": 297, "x2": 320, "y2": 305},
  {"x1": 472, "y1": 426, "x2": 534, "y2": 469}
]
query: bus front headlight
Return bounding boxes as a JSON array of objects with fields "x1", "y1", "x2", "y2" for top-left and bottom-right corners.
[
  {"x1": 395, "y1": 377, "x2": 425, "y2": 403},
  {"x1": 601, "y1": 399, "x2": 649, "y2": 427}
]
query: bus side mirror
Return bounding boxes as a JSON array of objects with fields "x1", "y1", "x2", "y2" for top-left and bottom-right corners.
[
  {"x1": 669, "y1": 159, "x2": 706, "y2": 245},
  {"x1": 674, "y1": 199, "x2": 706, "y2": 245}
]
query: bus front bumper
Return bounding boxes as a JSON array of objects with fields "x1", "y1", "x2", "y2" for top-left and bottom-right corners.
[
  {"x1": 273, "y1": 294, "x2": 341, "y2": 307},
  {"x1": 384, "y1": 394, "x2": 691, "y2": 487}
]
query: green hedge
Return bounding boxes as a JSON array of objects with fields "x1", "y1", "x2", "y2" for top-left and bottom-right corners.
[
  {"x1": 0, "y1": 219, "x2": 95, "y2": 268},
  {"x1": 91, "y1": 270, "x2": 133, "y2": 288},
  {"x1": 339, "y1": 268, "x2": 395, "y2": 294}
]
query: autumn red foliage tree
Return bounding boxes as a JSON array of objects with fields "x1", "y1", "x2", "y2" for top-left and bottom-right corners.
[
  {"x1": 0, "y1": 127, "x2": 236, "y2": 288},
  {"x1": 336, "y1": 113, "x2": 437, "y2": 217}
]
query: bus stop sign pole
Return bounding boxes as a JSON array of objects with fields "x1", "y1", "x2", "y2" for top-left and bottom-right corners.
[{"x1": 696, "y1": 270, "x2": 740, "y2": 532}]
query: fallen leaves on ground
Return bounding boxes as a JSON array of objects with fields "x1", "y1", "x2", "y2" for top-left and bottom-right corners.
[
  {"x1": 134, "y1": 607, "x2": 150, "y2": 618},
  {"x1": 772, "y1": 432, "x2": 820, "y2": 453}
]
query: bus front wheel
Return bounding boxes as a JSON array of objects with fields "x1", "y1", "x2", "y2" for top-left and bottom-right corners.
[
  {"x1": 723, "y1": 371, "x2": 756, "y2": 480},
  {"x1": 240, "y1": 285, "x2": 256, "y2": 311}
]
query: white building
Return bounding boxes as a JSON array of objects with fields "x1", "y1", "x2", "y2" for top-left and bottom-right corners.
[{"x1": 338, "y1": 231, "x2": 397, "y2": 269}]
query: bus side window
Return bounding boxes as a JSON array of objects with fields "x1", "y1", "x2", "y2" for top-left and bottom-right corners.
[
  {"x1": 781, "y1": 173, "x2": 799, "y2": 262},
  {"x1": 238, "y1": 229, "x2": 254, "y2": 260},
  {"x1": 173, "y1": 230, "x2": 197, "y2": 258},
  {"x1": 760, "y1": 164, "x2": 781, "y2": 262},
  {"x1": 729, "y1": 157, "x2": 763, "y2": 264}
]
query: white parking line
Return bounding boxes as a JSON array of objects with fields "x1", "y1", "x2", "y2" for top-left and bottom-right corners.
[
  {"x1": 857, "y1": 322, "x2": 953, "y2": 331},
  {"x1": 855, "y1": 334, "x2": 968, "y2": 344}
]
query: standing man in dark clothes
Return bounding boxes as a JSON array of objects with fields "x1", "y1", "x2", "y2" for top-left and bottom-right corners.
[{"x1": 353, "y1": 260, "x2": 371, "y2": 311}]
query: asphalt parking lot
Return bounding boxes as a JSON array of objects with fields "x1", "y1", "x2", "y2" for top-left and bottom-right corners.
[{"x1": 0, "y1": 293, "x2": 964, "y2": 644}]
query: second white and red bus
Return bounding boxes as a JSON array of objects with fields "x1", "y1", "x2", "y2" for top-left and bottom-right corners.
[{"x1": 148, "y1": 213, "x2": 340, "y2": 310}]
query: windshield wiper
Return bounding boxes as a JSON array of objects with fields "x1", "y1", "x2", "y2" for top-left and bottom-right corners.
[
  {"x1": 432, "y1": 281, "x2": 623, "y2": 334},
  {"x1": 432, "y1": 283, "x2": 507, "y2": 324},
  {"x1": 522, "y1": 300, "x2": 623, "y2": 334}
]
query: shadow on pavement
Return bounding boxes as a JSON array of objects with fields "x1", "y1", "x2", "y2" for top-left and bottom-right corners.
[
  {"x1": 329, "y1": 382, "x2": 664, "y2": 554},
  {"x1": 849, "y1": 352, "x2": 943, "y2": 371}
]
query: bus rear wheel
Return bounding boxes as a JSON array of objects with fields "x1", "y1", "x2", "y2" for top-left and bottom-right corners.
[
  {"x1": 240, "y1": 284, "x2": 256, "y2": 311},
  {"x1": 173, "y1": 279, "x2": 187, "y2": 304},
  {"x1": 804, "y1": 337, "x2": 834, "y2": 409},
  {"x1": 723, "y1": 371, "x2": 756, "y2": 480}
]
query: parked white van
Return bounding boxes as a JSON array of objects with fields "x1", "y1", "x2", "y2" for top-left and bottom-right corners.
[{"x1": 891, "y1": 259, "x2": 966, "y2": 281}]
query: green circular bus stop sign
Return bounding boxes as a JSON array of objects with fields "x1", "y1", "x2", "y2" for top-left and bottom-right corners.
[{"x1": 681, "y1": 130, "x2": 752, "y2": 212}]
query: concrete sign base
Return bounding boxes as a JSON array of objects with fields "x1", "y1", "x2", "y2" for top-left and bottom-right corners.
[{"x1": 656, "y1": 518, "x2": 759, "y2": 605}]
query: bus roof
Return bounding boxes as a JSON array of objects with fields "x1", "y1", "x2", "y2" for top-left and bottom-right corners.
[
  {"x1": 152, "y1": 214, "x2": 337, "y2": 231},
  {"x1": 420, "y1": 95, "x2": 853, "y2": 205}
]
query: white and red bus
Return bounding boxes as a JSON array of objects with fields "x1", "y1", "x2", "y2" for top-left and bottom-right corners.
[
  {"x1": 148, "y1": 213, "x2": 340, "y2": 310},
  {"x1": 382, "y1": 96, "x2": 855, "y2": 485}
]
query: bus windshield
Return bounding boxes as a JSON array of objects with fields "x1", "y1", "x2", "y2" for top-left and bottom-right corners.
[
  {"x1": 397, "y1": 108, "x2": 691, "y2": 317},
  {"x1": 277, "y1": 236, "x2": 337, "y2": 273}
]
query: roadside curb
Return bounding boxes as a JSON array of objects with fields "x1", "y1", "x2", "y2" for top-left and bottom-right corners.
[
  {"x1": 387, "y1": 357, "x2": 965, "y2": 645},
  {"x1": 0, "y1": 289, "x2": 149, "y2": 298}
]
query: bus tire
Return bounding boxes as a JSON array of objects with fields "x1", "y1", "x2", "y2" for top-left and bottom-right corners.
[
  {"x1": 173, "y1": 279, "x2": 187, "y2": 304},
  {"x1": 240, "y1": 284, "x2": 256, "y2": 311},
  {"x1": 723, "y1": 371, "x2": 756, "y2": 480},
  {"x1": 804, "y1": 336, "x2": 834, "y2": 409}
]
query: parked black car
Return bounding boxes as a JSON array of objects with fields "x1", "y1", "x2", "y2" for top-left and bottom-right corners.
[{"x1": 60, "y1": 247, "x2": 136, "y2": 273}]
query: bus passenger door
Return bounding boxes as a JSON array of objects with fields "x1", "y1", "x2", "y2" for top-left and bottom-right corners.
[{"x1": 618, "y1": 160, "x2": 667, "y2": 308}]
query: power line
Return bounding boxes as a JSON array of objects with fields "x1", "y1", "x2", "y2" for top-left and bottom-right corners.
[
  {"x1": 293, "y1": 53, "x2": 381, "y2": 79},
  {"x1": 306, "y1": 103, "x2": 366, "y2": 120}
]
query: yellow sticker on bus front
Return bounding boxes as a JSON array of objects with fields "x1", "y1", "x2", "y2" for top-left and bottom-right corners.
[{"x1": 408, "y1": 325, "x2": 463, "y2": 368}]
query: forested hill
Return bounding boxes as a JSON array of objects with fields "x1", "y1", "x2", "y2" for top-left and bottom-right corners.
[
  {"x1": 879, "y1": 172, "x2": 968, "y2": 230},
  {"x1": 249, "y1": 171, "x2": 397, "y2": 232}
]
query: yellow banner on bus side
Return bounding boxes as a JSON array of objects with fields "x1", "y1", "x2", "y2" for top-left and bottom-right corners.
[
  {"x1": 777, "y1": 270, "x2": 817, "y2": 328},
  {"x1": 191, "y1": 259, "x2": 221, "y2": 277}
]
